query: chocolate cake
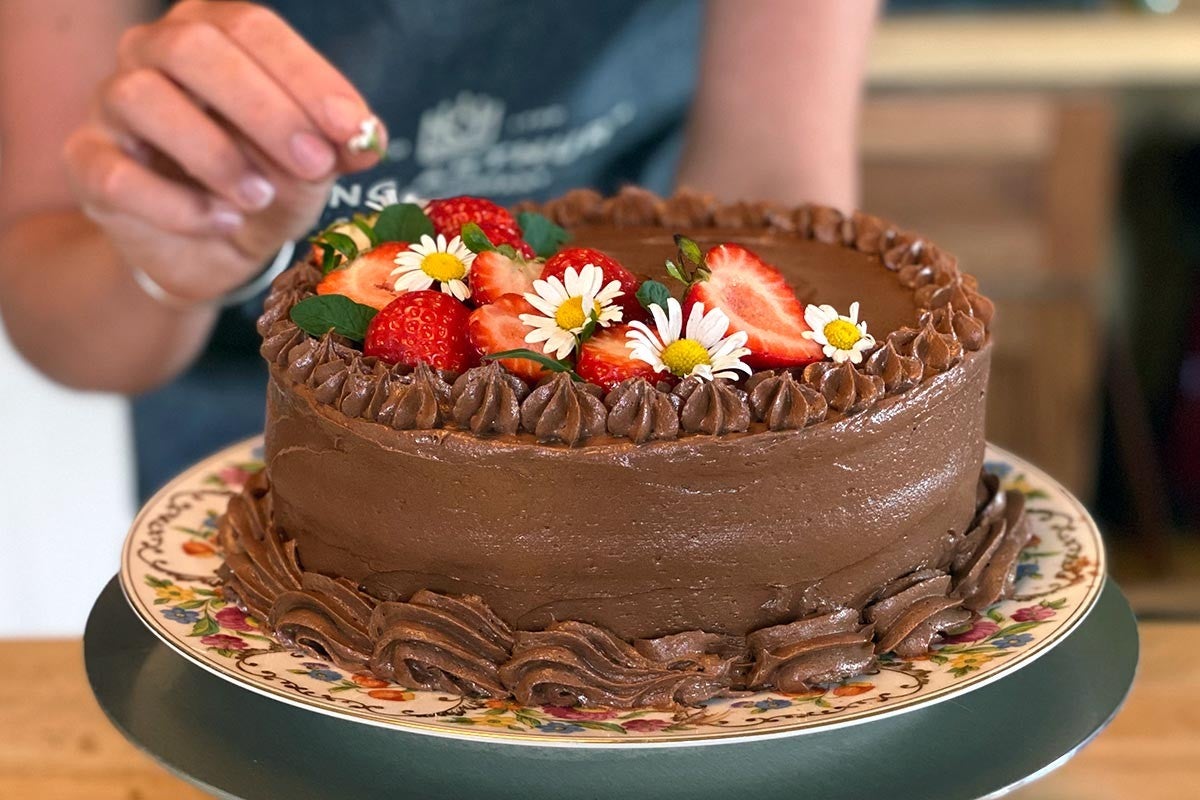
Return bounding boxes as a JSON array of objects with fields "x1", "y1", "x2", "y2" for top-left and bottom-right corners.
[{"x1": 218, "y1": 187, "x2": 1031, "y2": 709}]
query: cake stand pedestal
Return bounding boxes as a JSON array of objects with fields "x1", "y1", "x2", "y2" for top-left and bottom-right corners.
[{"x1": 85, "y1": 576, "x2": 1137, "y2": 800}]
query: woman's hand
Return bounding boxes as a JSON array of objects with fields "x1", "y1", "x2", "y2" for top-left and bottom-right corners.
[{"x1": 62, "y1": 0, "x2": 385, "y2": 304}]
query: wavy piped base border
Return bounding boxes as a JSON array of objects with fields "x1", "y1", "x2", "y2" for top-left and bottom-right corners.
[{"x1": 119, "y1": 438, "x2": 1104, "y2": 745}]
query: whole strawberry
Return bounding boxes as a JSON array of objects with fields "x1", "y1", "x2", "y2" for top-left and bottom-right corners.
[
  {"x1": 364, "y1": 290, "x2": 475, "y2": 373},
  {"x1": 426, "y1": 196, "x2": 517, "y2": 239},
  {"x1": 542, "y1": 247, "x2": 644, "y2": 322}
]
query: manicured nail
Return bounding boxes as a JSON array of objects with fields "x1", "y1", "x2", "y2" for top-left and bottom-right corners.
[
  {"x1": 237, "y1": 174, "x2": 275, "y2": 211},
  {"x1": 289, "y1": 130, "x2": 336, "y2": 177},
  {"x1": 211, "y1": 203, "x2": 244, "y2": 233}
]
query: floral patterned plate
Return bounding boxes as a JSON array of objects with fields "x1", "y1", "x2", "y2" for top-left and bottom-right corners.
[{"x1": 119, "y1": 437, "x2": 1104, "y2": 748}]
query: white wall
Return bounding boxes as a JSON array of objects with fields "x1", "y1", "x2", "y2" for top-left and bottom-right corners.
[{"x1": 0, "y1": 316, "x2": 134, "y2": 637}]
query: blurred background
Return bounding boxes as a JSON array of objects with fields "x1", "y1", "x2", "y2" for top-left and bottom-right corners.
[{"x1": 1, "y1": 0, "x2": 1197, "y2": 635}]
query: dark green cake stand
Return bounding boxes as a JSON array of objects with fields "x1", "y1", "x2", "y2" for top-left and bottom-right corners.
[{"x1": 85, "y1": 575, "x2": 1137, "y2": 800}]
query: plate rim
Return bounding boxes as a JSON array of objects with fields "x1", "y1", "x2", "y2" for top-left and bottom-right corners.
[{"x1": 119, "y1": 436, "x2": 1106, "y2": 749}]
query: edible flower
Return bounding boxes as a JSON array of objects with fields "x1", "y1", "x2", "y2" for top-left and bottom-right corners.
[
  {"x1": 390, "y1": 233, "x2": 475, "y2": 301},
  {"x1": 520, "y1": 264, "x2": 624, "y2": 359},
  {"x1": 802, "y1": 302, "x2": 876, "y2": 364},
  {"x1": 626, "y1": 297, "x2": 751, "y2": 381}
]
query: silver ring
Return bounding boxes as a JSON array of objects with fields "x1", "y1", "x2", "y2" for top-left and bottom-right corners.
[{"x1": 130, "y1": 240, "x2": 296, "y2": 309}]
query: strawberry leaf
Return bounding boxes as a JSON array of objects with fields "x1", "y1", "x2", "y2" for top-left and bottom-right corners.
[
  {"x1": 636, "y1": 280, "x2": 671, "y2": 312},
  {"x1": 290, "y1": 295, "x2": 378, "y2": 341},
  {"x1": 674, "y1": 234, "x2": 704, "y2": 267},
  {"x1": 374, "y1": 203, "x2": 434, "y2": 243},
  {"x1": 664, "y1": 259, "x2": 688, "y2": 286},
  {"x1": 460, "y1": 222, "x2": 496, "y2": 254},
  {"x1": 482, "y1": 349, "x2": 582, "y2": 380},
  {"x1": 516, "y1": 211, "x2": 570, "y2": 258}
]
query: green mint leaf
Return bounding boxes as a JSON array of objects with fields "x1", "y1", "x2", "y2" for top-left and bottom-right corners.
[
  {"x1": 373, "y1": 202, "x2": 435, "y2": 243},
  {"x1": 482, "y1": 348, "x2": 582, "y2": 380},
  {"x1": 352, "y1": 215, "x2": 380, "y2": 248},
  {"x1": 636, "y1": 280, "x2": 671, "y2": 312},
  {"x1": 516, "y1": 211, "x2": 570, "y2": 258},
  {"x1": 320, "y1": 231, "x2": 359, "y2": 262},
  {"x1": 289, "y1": 295, "x2": 378, "y2": 341},
  {"x1": 674, "y1": 234, "x2": 703, "y2": 267},
  {"x1": 460, "y1": 222, "x2": 496, "y2": 254}
]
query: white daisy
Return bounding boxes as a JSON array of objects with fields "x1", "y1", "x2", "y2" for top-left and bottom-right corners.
[
  {"x1": 390, "y1": 234, "x2": 476, "y2": 301},
  {"x1": 626, "y1": 297, "x2": 751, "y2": 382},
  {"x1": 347, "y1": 117, "x2": 381, "y2": 154},
  {"x1": 520, "y1": 264, "x2": 624, "y2": 359},
  {"x1": 801, "y1": 301, "x2": 876, "y2": 364}
]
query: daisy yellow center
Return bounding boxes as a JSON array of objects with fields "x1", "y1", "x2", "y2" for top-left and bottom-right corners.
[
  {"x1": 554, "y1": 296, "x2": 602, "y2": 330},
  {"x1": 420, "y1": 252, "x2": 467, "y2": 282},
  {"x1": 823, "y1": 319, "x2": 862, "y2": 351},
  {"x1": 660, "y1": 338, "x2": 712, "y2": 376}
]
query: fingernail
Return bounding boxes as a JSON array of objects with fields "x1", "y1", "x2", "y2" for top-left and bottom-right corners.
[
  {"x1": 289, "y1": 130, "x2": 336, "y2": 177},
  {"x1": 237, "y1": 174, "x2": 275, "y2": 211},
  {"x1": 211, "y1": 204, "x2": 244, "y2": 233},
  {"x1": 323, "y1": 94, "x2": 365, "y2": 135}
]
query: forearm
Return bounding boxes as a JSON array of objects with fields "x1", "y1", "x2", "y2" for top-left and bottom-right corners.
[
  {"x1": 0, "y1": 211, "x2": 217, "y2": 393},
  {"x1": 677, "y1": 0, "x2": 879, "y2": 210}
]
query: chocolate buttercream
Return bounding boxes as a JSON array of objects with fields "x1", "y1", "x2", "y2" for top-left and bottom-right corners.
[
  {"x1": 451, "y1": 363, "x2": 528, "y2": 436},
  {"x1": 951, "y1": 478, "x2": 1034, "y2": 611},
  {"x1": 377, "y1": 363, "x2": 453, "y2": 431},
  {"x1": 604, "y1": 377, "x2": 680, "y2": 443},
  {"x1": 803, "y1": 361, "x2": 885, "y2": 416},
  {"x1": 865, "y1": 570, "x2": 971, "y2": 658},
  {"x1": 500, "y1": 621, "x2": 735, "y2": 708},
  {"x1": 865, "y1": 341, "x2": 924, "y2": 395},
  {"x1": 370, "y1": 590, "x2": 515, "y2": 696},
  {"x1": 745, "y1": 370, "x2": 828, "y2": 430},
  {"x1": 673, "y1": 378, "x2": 751, "y2": 435},
  {"x1": 520, "y1": 373, "x2": 607, "y2": 445},
  {"x1": 746, "y1": 608, "x2": 877, "y2": 692}
]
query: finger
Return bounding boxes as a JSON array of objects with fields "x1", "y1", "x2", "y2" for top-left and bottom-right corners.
[
  {"x1": 98, "y1": 68, "x2": 276, "y2": 213},
  {"x1": 62, "y1": 126, "x2": 244, "y2": 237},
  {"x1": 119, "y1": 19, "x2": 339, "y2": 181},
  {"x1": 167, "y1": 0, "x2": 384, "y2": 170}
]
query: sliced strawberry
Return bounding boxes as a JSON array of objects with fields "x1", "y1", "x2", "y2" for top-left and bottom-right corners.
[
  {"x1": 682, "y1": 244, "x2": 823, "y2": 368},
  {"x1": 363, "y1": 290, "x2": 475, "y2": 373},
  {"x1": 469, "y1": 250, "x2": 541, "y2": 306},
  {"x1": 426, "y1": 196, "x2": 517, "y2": 239},
  {"x1": 316, "y1": 241, "x2": 408, "y2": 310},
  {"x1": 576, "y1": 324, "x2": 660, "y2": 391},
  {"x1": 541, "y1": 247, "x2": 645, "y2": 323},
  {"x1": 467, "y1": 294, "x2": 549, "y2": 382}
]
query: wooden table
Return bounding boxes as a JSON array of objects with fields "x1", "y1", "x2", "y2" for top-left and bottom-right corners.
[{"x1": 0, "y1": 623, "x2": 1194, "y2": 799}]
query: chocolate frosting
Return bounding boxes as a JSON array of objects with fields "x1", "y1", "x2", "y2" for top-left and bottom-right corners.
[
  {"x1": 865, "y1": 569, "x2": 971, "y2": 658},
  {"x1": 451, "y1": 363, "x2": 529, "y2": 436},
  {"x1": 802, "y1": 361, "x2": 885, "y2": 416},
  {"x1": 745, "y1": 608, "x2": 877, "y2": 692},
  {"x1": 370, "y1": 590, "x2": 515, "y2": 696},
  {"x1": 672, "y1": 378, "x2": 751, "y2": 435},
  {"x1": 951, "y1": 477, "x2": 1034, "y2": 611},
  {"x1": 865, "y1": 341, "x2": 925, "y2": 396},
  {"x1": 745, "y1": 370, "x2": 828, "y2": 430},
  {"x1": 604, "y1": 378, "x2": 681, "y2": 443},
  {"x1": 499, "y1": 621, "x2": 736, "y2": 708},
  {"x1": 520, "y1": 373, "x2": 607, "y2": 445},
  {"x1": 377, "y1": 363, "x2": 453, "y2": 431}
]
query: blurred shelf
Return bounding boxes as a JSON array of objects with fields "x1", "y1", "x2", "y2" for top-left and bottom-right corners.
[{"x1": 871, "y1": 12, "x2": 1200, "y2": 89}]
